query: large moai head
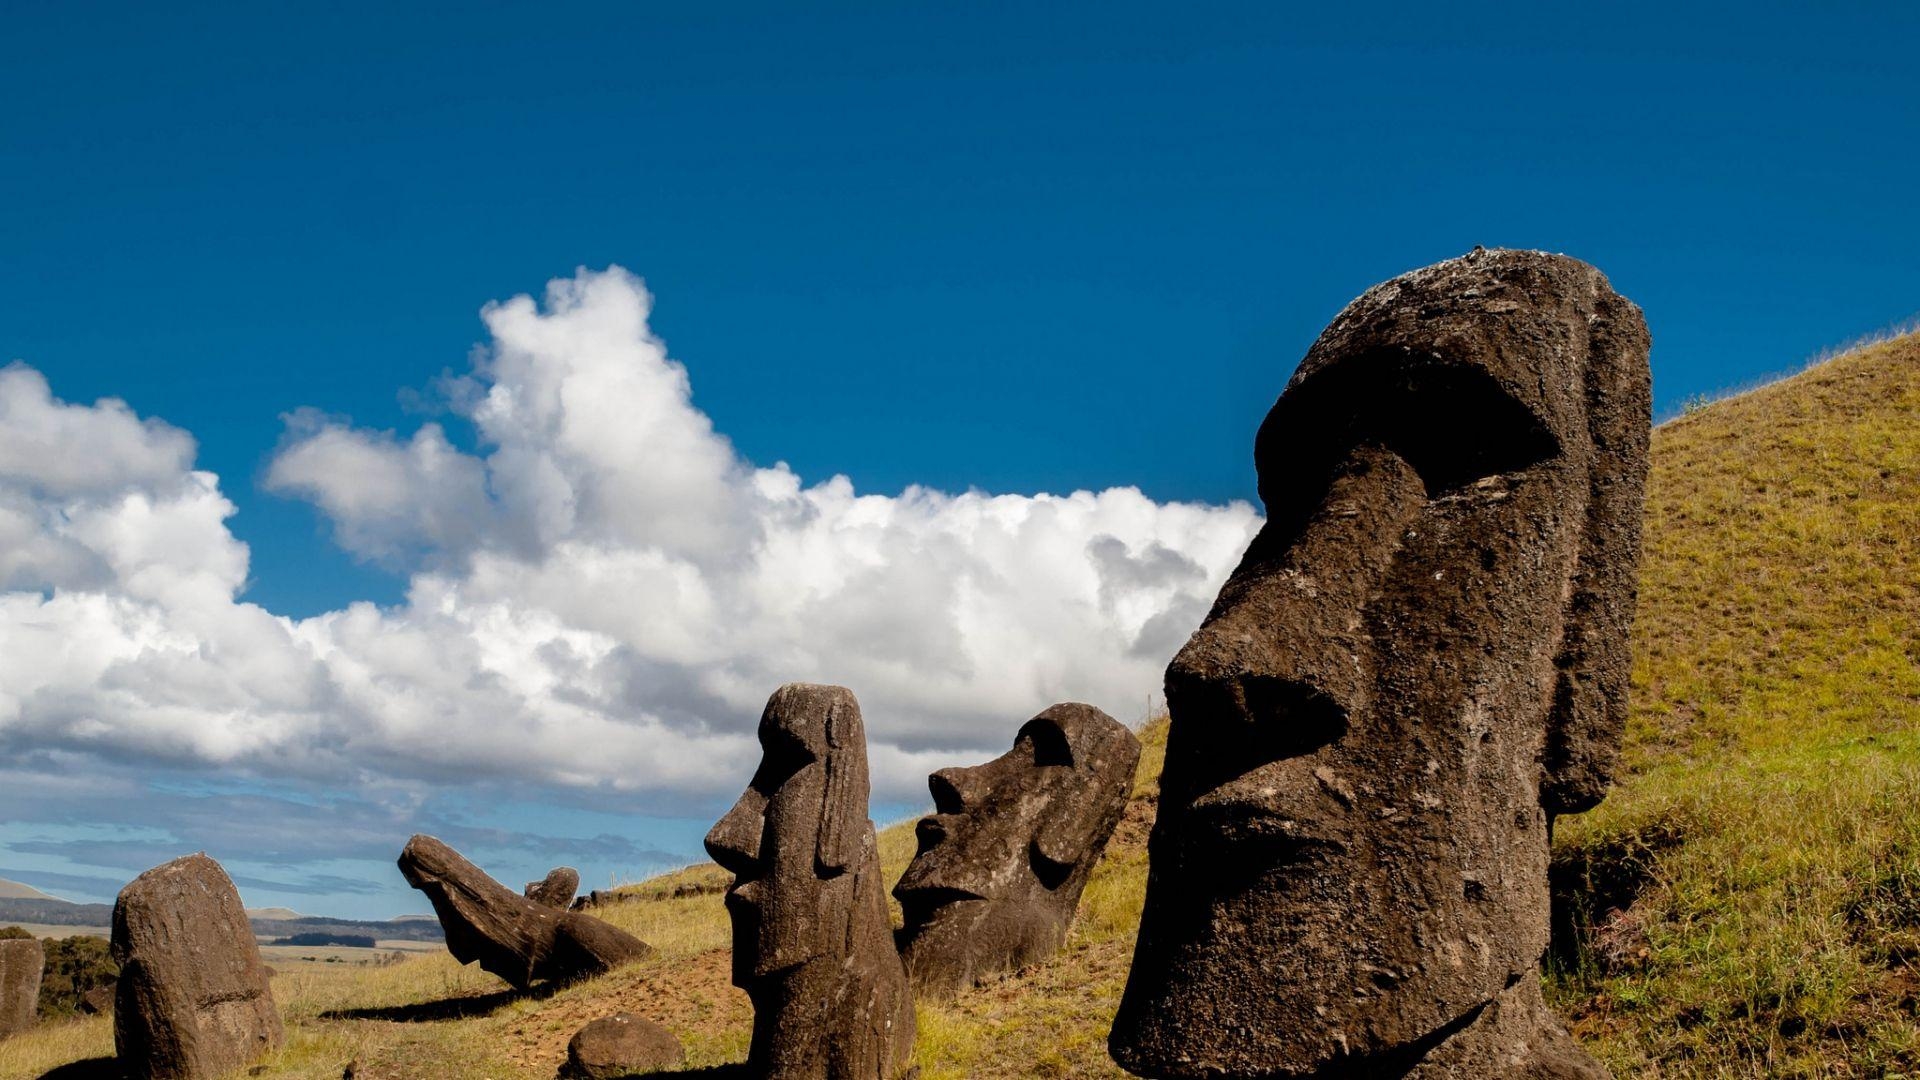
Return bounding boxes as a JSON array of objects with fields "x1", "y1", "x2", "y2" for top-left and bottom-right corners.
[
  {"x1": 1110, "y1": 249, "x2": 1651, "y2": 1078},
  {"x1": 705, "y1": 683, "x2": 915, "y2": 1079},
  {"x1": 113, "y1": 853, "x2": 284, "y2": 1080},
  {"x1": 894, "y1": 703, "x2": 1140, "y2": 998}
]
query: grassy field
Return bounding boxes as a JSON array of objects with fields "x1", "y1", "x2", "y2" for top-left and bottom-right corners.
[
  {"x1": 1545, "y1": 332, "x2": 1920, "y2": 1077},
  {"x1": 1, "y1": 333, "x2": 1914, "y2": 1079}
]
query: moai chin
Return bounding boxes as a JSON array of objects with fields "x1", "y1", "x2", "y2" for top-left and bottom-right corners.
[
  {"x1": 894, "y1": 702, "x2": 1139, "y2": 998},
  {"x1": 705, "y1": 683, "x2": 915, "y2": 1079},
  {"x1": 1109, "y1": 249, "x2": 1651, "y2": 1079}
]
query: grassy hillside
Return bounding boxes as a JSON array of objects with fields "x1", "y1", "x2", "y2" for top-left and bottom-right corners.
[
  {"x1": 2, "y1": 333, "x2": 1914, "y2": 1079},
  {"x1": 1546, "y1": 331, "x2": 1920, "y2": 1077},
  {"x1": 0, "y1": 881, "x2": 62, "y2": 903}
]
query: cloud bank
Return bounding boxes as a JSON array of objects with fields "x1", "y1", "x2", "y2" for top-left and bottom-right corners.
[{"x1": 0, "y1": 268, "x2": 1260, "y2": 805}]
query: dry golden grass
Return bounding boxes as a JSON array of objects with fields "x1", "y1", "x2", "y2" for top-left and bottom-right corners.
[{"x1": 2, "y1": 333, "x2": 1914, "y2": 1079}]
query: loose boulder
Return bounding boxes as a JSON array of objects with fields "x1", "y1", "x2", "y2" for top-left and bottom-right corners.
[
  {"x1": 895, "y1": 703, "x2": 1139, "y2": 998},
  {"x1": 399, "y1": 836, "x2": 650, "y2": 989},
  {"x1": 1109, "y1": 248, "x2": 1651, "y2": 1078},
  {"x1": 80, "y1": 985, "x2": 116, "y2": 1015},
  {"x1": 0, "y1": 936, "x2": 43, "y2": 1036},
  {"x1": 706, "y1": 683, "x2": 915, "y2": 1078},
  {"x1": 524, "y1": 867, "x2": 581, "y2": 909},
  {"x1": 562, "y1": 1013, "x2": 685, "y2": 1078},
  {"x1": 113, "y1": 853, "x2": 284, "y2": 1079}
]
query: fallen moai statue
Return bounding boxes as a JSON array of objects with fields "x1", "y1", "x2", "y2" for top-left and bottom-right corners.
[
  {"x1": 706, "y1": 683, "x2": 915, "y2": 1079},
  {"x1": 1109, "y1": 248, "x2": 1651, "y2": 1079},
  {"x1": 0, "y1": 936, "x2": 42, "y2": 1037},
  {"x1": 524, "y1": 866, "x2": 581, "y2": 909},
  {"x1": 113, "y1": 853, "x2": 284, "y2": 1079},
  {"x1": 398, "y1": 835, "x2": 651, "y2": 989},
  {"x1": 895, "y1": 702, "x2": 1139, "y2": 998}
]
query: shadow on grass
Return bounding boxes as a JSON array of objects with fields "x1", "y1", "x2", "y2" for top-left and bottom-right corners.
[
  {"x1": 36, "y1": 1057, "x2": 120, "y2": 1079},
  {"x1": 651, "y1": 1069, "x2": 748, "y2": 1078},
  {"x1": 319, "y1": 980, "x2": 562, "y2": 1022}
]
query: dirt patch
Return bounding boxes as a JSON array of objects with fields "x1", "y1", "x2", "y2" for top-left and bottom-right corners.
[{"x1": 497, "y1": 950, "x2": 749, "y2": 1074}]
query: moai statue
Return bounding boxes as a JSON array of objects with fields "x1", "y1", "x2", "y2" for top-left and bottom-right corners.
[
  {"x1": 399, "y1": 836, "x2": 649, "y2": 989},
  {"x1": 894, "y1": 703, "x2": 1140, "y2": 998},
  {"x1": 1109, "y1": 249, "x2": 1651, "y2": 1079},
  {"x1": 524, "y1": 866, "x2": 581, "y2": 909},
  {"x1": 705, "y1": 684, "x2": 915, "y2": 1080},
  {"x1": 113, "y1": 854, "x2": 284, "y2": 1079},
  {"x1": 0, "y1": 936, "x2": 43, "y2": 1037}
]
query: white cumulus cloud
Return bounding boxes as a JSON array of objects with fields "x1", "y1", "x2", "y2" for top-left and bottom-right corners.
[{"x1": 0, "y1": 269, "x2": 1261, "y2": 802}]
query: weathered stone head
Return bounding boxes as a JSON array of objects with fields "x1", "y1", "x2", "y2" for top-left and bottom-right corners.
[
  {"x1": 894, "y1": 702, "x2": 1139, "y2": 997},
  {"x1": 1110, "y1": 249, "x2": 1650, "y2": 1078},
  {"x1": 399, "y1": 836, "x2": 649, "y2": 989},
  {"x1": 113, "y1": 853, "x2": 284, "y2": 1080},
  {"x1": 524, "y1": 866, "x2": 581, "y2": 909},
  {"x1": 705, "y1": 683, "x2": 914, "y2": 1079}
]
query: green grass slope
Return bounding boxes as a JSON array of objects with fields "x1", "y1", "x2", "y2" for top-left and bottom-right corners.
[
  {"x1": 2, "y1": 333, "x2": 1914, "y2": 1079},
  {"x1": 1547, "y1": 332, "x2": 1920, "y2": 1077}
]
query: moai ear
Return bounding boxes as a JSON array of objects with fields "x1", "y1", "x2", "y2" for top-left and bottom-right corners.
[
  {"x1": 816, "y1": 693, "x2": 871, "y2": 875},
  {"x1": 1543, "y1": 288, "x2": 1651, "y2": 815}
]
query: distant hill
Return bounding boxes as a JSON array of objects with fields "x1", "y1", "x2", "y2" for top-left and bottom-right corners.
[
  {"x1": 0, "y1": 893, "x2": 441, "y2": 944},
  {"x1": 248, "y1": 914, "x2": 441, "y2": 945},
  {"x1": 0, "y1": 878, "x2": 65, "y2": 903},
  {"x1": 245, "y1": 907, "x2": 306, "y2": 921},
  {"x1": 0, "y1": 897, "x2": 111, "y2": 928}
]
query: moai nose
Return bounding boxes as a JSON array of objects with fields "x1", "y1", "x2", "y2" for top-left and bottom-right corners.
[
  {"x1": 929, "y1": 766, "x2": 988, "y2": 814},
  {"x1": 704, "y1": 793, "x2": 765, "y2": 873}
]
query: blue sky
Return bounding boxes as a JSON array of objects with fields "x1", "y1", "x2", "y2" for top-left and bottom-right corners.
[{"x1": 1, "y1": 2, "x2": 1916, "y2": 919}]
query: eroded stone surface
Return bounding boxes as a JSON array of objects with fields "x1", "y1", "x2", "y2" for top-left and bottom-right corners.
[
  {"x1": 524, "y1": 866, "x2": 581, "y2": 909},
  {"x1": 113, "y1": 853, "x2": 284, "y2": 1079},
  {"x1": 706, "y1": 683, "x2": 915, "y2": 1079},
  {"x1": 0, "y1": 937, "x2": 43, "y2": 1037},
  {"x1": 399, "y1": 836, "x2": 650, "y2": 990},
  {"x1": 894, "y1": 703, "x2": 1139, "y2": 998},
  {"x1": 1109, "y1": 248, "x2": 1651, "y2": 1078},
  {"x1": 562, "y1": 1013, "x2": 686, "y2": 1078}
]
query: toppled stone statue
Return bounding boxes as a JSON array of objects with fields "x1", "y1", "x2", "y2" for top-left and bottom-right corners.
[
  {"x1": 706, "y1": 683, "x2": 915, "y2": 1079},
  {"x1": 562, "y1": 1013, "x2": 686, "y2": 1078},
  {"x1": 524, "y1": 866, "x2": 581, "y2": 909},
  {"x1": 113, "y1": 854, "x2": 284, "y2": 1078},
  {"x1": 894, "y1": 703, "x2": 1139, "y2": 998},
  {"x1": 1109, "y1": 249, "x2": 1651, "y2": 1079},
  {"x1": 398, "y1": 836, "x2": 650, "y2": 989},
  {"x1": 0, "y1": 936, "x2": 42, "y2": 1037}
]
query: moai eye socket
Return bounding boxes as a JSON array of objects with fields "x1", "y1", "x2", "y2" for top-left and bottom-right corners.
[
  {"x1": 1257, "y1": 354, "x2": 1562, "y2": 523},
  {"x1": 753, "y1": 725, "x2": 816, "y2": 795},
  {"x1": 1019, "y1": 717, "x2": 1076, "y2": 768}
]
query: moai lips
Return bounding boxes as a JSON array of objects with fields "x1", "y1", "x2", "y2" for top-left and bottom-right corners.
[
  {"x1": 895, "y1": 703, "x2": 1139, "y2": 998},
  {"x1": 705, "y1": 683, "x2": 915, "y2": 1080},
  {"x1": 1109, "y1": 249, "x2": 1651, "y2": 1079}
]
